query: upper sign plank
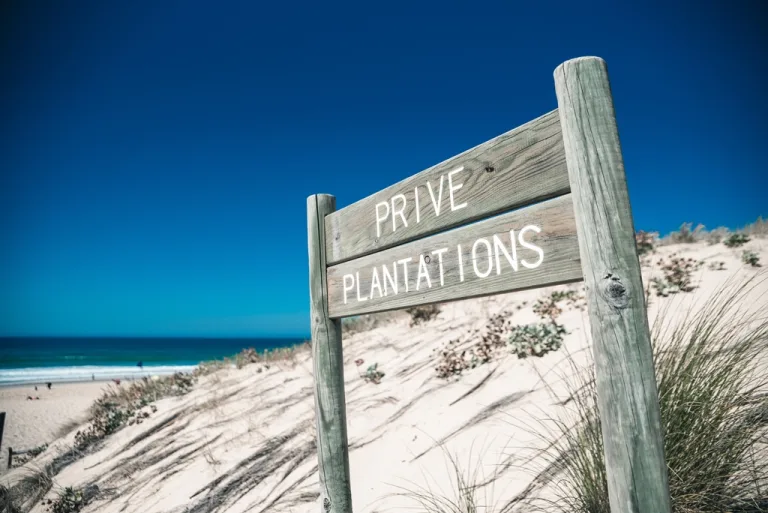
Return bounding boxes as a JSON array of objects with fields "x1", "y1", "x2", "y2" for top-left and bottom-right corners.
[
  {"x1": 324, "y1": 109, "x2": 569, "y2": 266},
  {"x1": 327, "y1": 194, "x2": 582, "y2": 318}
]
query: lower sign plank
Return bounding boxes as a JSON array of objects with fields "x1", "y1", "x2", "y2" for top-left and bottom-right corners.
[{"x1": 327, "y1": 193, "x2": 582, "y2": 318}]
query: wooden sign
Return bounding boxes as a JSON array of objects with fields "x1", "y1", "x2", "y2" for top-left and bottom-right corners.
[
  {"x1": 307, "y1": 57, "x2": 672, "y2": 513},
  {"x1": 327, "y1": 194, "x2": 581, "y2": 318}
]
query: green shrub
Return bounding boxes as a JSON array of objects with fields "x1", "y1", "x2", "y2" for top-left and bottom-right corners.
[
  {"x1": 363, "y1": 363, "x2": 385, "y2": 384},
  {"x1": 44, "y1": 485, "x2": 99, "y2": 513},
  {"x1": 651, "y1": 256, "x2": 703, "y2": 296},
  {"x1": 48, "y1": 487, "x2": 84, "y2": 513},
  {"x1": 508, "y1": 323, "x2": 567, "y2": 359},
  {"x1": 532, "y1": 290, "x2": 584, "y2": 321},
  {"x1": 742, "y1": 250, "x2": 761, "y2": 267},
  {"x1": 724, "y1": 233, "x2": 751, "y2": 248}
]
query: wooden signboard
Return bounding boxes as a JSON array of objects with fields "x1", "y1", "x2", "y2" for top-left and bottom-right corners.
[{"x1": 307, "y1": 57, "x2": 672, "y2": 513}]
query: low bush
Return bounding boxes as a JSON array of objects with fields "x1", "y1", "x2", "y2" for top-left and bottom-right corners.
[
  {"x1": 354, "y1": 358, "x2": 385, "y2": 384},
  {"x1": 73, "y1": 373, "x2": 195, "y2": 452},
  {"x1": 363, "y1": 363, "x2": 385, "y2": 384},
  {"x1": 435, "y1": 311, "x2": 567, "y2": 378},
  {"x1": 508, "y1": 323, "x2": 567, "y2": 359},
  {"x1": 742, "y1": 250, "x2": 761, "y2": 267},
  {"x1": 434, "y1": 341, "x2": 472, "y2": 379},
  {"x1": 651, "y1": 256, "x2": 703, "y2": 296},
  {"x1": 435, "y1": 311, "x2": 517, "y2": 379},
  {"x1": 724, "y1": 233, "x2": 751, "y2": 248},
  {"x1": 532, "y1": 290, "x2": 584, "y2": 322},
  {"x1": 44, "y1": 485, "x2": 99, "y2": 513},
  {"x1": 664, "y1": 222, "x2": 705, "y2": 244},
  {"x1": 635, "y1": 230, "x2": 656, "y2": 256},
  {"x1": 707, "y1": 260, "x2": 726, "y2": 271},
  {"x1": 406, "y1": 304, "x2": 441, "y2": 326}
]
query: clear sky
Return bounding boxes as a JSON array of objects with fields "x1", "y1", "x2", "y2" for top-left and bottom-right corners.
[{"x1": 1, "y1": 1, "x2": 765, "y2": 338}]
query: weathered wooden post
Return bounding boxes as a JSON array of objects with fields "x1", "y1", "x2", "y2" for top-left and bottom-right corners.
[
  {"x1": 0, "y1": 411, "x2": 5, "y2": 469},
  {"x1": 0, "y1": 412, "x2": 5, "y2": 450},
  {"x1": 554, "y1": 56, "x2": 672, "y2": 513},
  {"x1": 307, "y1": 194, "x2": 353, "y2": 513}
]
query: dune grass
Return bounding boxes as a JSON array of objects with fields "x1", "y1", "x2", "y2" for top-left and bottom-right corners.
[
  {"x1": 521, "y1": 274, "x2": 768, "y2": 513},
  {"x1": 387, "y1": 438, "x2": 503, "y2": 513},
  {"x1": 398, "y1": 274, "x2": 768, "y2": 512}
]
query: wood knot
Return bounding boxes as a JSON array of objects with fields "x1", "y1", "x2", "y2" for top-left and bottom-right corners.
[
  {"x1": 600, "y1": 272, "x2": 630, "y2": 309},
  {"x1": 323, "y1": 497, "x2": 331, "y2": 512}
]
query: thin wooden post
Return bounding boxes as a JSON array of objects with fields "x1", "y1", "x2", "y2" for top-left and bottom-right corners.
[
  {"x1": 554, "y1": 56, "x2": 672, "y2": 513},
  {"x1": 7, "y1": 447, "x2": 12, "y2": 470},
  {"x1": 0, "y1": 411, "x2": 5, "y2": 454},
  {"x1": 307, "y1": 194, "x2": 353, "y2": 513}
]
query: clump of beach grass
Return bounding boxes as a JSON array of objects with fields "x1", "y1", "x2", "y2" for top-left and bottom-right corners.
[
  {"x1": 386, "y1": 438, "x2": 502, "y2": 513},
  {"x1": 520, "y1": 274, "x2": 768, "y2": 512},
  {"x1": 1, "y1": 465, "x2": 55, "y2": 512}
]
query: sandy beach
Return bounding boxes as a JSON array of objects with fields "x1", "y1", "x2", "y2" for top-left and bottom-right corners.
[
  {"x1": 0, "y1": 237, "x2": 766, "y2": 512},
  {"x1": 0, "y1": 382, "x2": 109, "y2": 472}
]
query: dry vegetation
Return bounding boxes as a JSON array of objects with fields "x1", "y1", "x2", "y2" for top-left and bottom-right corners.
[{"x1": 651, "y1": 217, "x2": 767, "y2": 248}]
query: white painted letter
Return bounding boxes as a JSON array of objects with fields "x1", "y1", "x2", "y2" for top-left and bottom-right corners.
[
  {"x1": 416, "y1": 254, "x2": 432, "y2": 290},
  {"x1": 375, "y1": 201, "x2": 390, "y2": 238},
  {"x1": 431, "y1": 247, "x2": 448, "y2": 286},
  {"x1": 414, "y1": 186, "x2": 421, "y2": 224},
  {"x1": 427, "y1": 175, "x2": 445, "y2": 217},
  {"x1": 355, "y1": 271, "x2": 367, "y2": 302},
  {"x1": 397, "y1": 257, "x2": 412, "y2": 292},
  {"x1": 457, "y1": 244, "x2": 465, "y2": 282},
  {"x1": 382, "y1": 263, "x2": 398, "y2": 296},
  {"x1": 369, "y1": 267, "x2": 383, "y2": 299},
  {"x1": 472, "y1": 238, "x2": 493, "y2": 278},
  {"x1": 447, "y1": 166, "x2": 468, "y2": 211},
  {"x1": 493, "y1": 231, "x2": 518, "y2": 274},
  {"x1": 391, "y1": 194, "x2": 408, "y2": 232},
  {"x1": 343, "y1": 274, "x2": 355, "y2": 304},
  {"x1": 519, "y1": 225, "x2": 544, "y2": 269}
]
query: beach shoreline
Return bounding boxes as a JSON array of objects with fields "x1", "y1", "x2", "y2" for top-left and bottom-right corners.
[
  {"x1": 0, "y1": 365, "x2": 199, "y2": 388},
  {"x1": 0, "y1": 381, "x2": 112, "y2": 473}
]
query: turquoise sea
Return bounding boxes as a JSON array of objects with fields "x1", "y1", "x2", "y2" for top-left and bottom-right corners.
[{"x1": 0, "y1": 337, "x2": 306, "y2": 386}]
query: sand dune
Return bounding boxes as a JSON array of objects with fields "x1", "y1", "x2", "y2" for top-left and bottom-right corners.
[{"x1": 2, "y1": 237, "x2": 766, "y2": 513}]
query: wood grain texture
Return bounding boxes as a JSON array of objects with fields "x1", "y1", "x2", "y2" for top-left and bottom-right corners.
[
  {"x1": 327, "y1": 194, "x2": 582, "y2": 318},
  {"x1": 307, "y1": 194, "x2": 353, "y2": 513},
  {"x1": 554, "y1": 57, "x2": 672, "y2": 513},
  {"x1": 325, "y1": 110, "x2": 569, "y2": 265}
]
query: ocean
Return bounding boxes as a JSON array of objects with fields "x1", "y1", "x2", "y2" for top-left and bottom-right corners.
[{"x1": 0, "y1": 337, "x2": 307, "y2": 386}]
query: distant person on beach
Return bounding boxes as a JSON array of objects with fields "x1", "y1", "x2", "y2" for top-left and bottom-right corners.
[
  {"x1": 34, "y1": 385, "x2": 37, "y2": 391},
  {"x1": 137, "y1": 361, "x2": 143, "y2": 370},
  {"x1": 46, "y1": 382, "x2": 52, "y2": 390}
]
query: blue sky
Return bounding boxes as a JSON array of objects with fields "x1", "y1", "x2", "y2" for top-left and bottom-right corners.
[{"x1": 1, "y1": 1, "x2": 765, "y2": 338}]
